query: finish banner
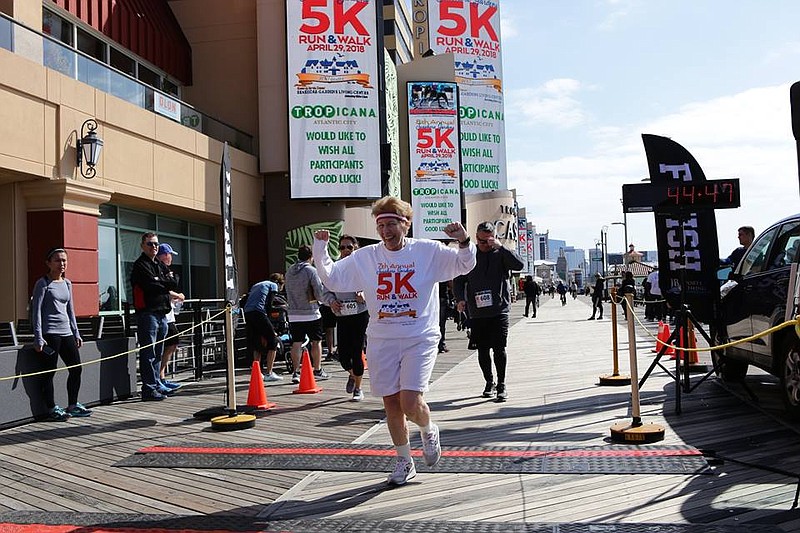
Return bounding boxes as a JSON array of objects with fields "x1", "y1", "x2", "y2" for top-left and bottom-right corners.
[
  {"x1": 408, "y1": 81, "x2": 462, "y2": 240},
  {"x1": 427, "y1": 0, "x2": 506, "y2": 194},
  {"x1": 642, "y1": 134, "x2": 721, "y2": 322},
  {"x1": 287, "y1": 0, "x2": 382, "y2": 199}
]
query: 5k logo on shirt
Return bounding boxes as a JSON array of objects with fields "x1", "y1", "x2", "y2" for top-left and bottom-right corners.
[{"x1": 376, "y1": 271, "x2": 417, "y2": 300}]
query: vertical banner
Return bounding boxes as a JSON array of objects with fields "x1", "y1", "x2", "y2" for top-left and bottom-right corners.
[
  {"x1": 219, "y1": 143, "x2": 238, "y2": 305},
  {"x1": 408, "y1": 81, "x2": 462, "y2": 240},
  {"x1": 517, "y1": 216, "x2": 528, "y2": 273},
  {"x1": 642, "y1": 134, "x2": 720, "y2": 323},
  {"x1": 527, "y1": 228, "x2": 534, "y2": 272},
  {"x1": 287, "y1": 0, "x2": 382, "y2": 199},
  {"x1": 428, "y1": 0, "x2": 506, "y2": 194}
]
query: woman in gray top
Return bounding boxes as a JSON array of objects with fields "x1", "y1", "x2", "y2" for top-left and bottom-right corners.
[{"x1": 31, "y1": 248, "x2": 91, "y2": 421}]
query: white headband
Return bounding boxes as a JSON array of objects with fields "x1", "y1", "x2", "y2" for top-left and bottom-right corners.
[{"x1": 375, "y1": 213, "x2": 408, "y2": 223}]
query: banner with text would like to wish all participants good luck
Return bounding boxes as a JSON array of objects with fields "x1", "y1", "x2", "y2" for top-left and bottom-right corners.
[
  {"x1": 427, "y1": 0, "x2": 506, "y2": 195},
  {"x1": 287, "y1": 0, "x2": 382, "y2": 199},
  {"x1": 408, "y1": 81, "x2": 463, "y2": 240}
]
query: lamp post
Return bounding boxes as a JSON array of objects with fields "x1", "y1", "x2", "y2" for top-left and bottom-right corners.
[
  {"x1": 601, "y1": 225, "x2": 608, "y2": 276},
  {"x1": 611, "y1": 217, "x2": 628, "y2": 271}
]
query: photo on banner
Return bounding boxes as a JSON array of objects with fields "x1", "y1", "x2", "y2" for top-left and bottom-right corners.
[
  {"x1": 286, "y1": 0, "x2": 382, "y2": 199},
  {"x1": 427, "y1": 0, "x2": 506, "y2": 194},
  {"x1": 407, "y1": 81, "x2": 463, "y2": 240}
]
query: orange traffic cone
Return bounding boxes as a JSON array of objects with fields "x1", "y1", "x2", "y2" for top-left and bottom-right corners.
[
  {"x1": 652, "y1": 321, "x2": 665, "y2": 352},
  {"x1": 682, "y1": 323, "x2": 699, "y2": 364},
  {"x1": 293, "y1": 347, "x2": 322, "y2": 394},
  {"x1": 659, "y1": 323, "x2": 676, "y2": 357},
  {"x1": 246, "y1": 361, "x2": 276, "y2": 410},
  {"x1": 361, "y1": 351, "x2": 368, "y2": 370}
]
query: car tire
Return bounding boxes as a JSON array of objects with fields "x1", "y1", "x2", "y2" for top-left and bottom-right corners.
[
  {"x1": 712, "y1": 348, "x2": 749, "y2": 382},
  {"x1": 778, "y1": 336, "x2": 800, "y2": 419}
]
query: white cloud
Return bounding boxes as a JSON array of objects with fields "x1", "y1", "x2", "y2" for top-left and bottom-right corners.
[
  {"x1": 763, "y1": 41, "x2": 800, "y2": 64},
  {"x1": 597, "y1": 0, "x2": 642, "y2": 32},
  {"x1": 505, "y1": 78, "x2": 588, "y2": 129},
  {"x1": 500, "y1": 14, "x2": 518, "y2": 40},
  {"x1": 508, "y1": 84, "x2": 799, "y2": 254}
]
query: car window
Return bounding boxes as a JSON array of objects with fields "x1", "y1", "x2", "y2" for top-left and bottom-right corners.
[
  {"x1": 768, "y1": 220, "x2": 800, "y2": 269},
  {"x1": 739, "y1": 227, "x2": 777, "y2": 276}
]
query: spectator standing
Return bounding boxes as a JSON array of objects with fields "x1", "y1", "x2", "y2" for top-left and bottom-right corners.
[
  {"x1": 243, "y1": 274, "x2": 284, "y2": 382},
  {"x1": 438, "y1": 281, "x2": 453, "y2": 353},
  {"x1": 312, "y1": 196, "x2": 475, "y2": 486},
  {"x1": 523, "y1": 275, "x2": 540, "y2": 318},
  {"x1": 285, "y1": 245, "x2": 337, "y2": 384},
  {"x1": 453, "y1": 221, "x2": 524, "y2": 402},
  {"x1": 130, "y1": 232, "x2": 178, "y2": 401},
  {"x1": 725, "y1": 226, "x2": 755, "y2": 269},
  {"x1": 645, "y1": 267, "x2": 664, "y2": 321},
  {"x1": 156, "y1": 243, "x2": 185, "y2": 390},
  {"x1": 619, "y1": 271, "x2": 636, "y2": 319},
  {"x1": 31, "y1": 247, "x2": 91, "y2": 420},
  {"x1": 330, "y1": 235, "x2": 369, "y2": 401},
  {"x1": 588, "y1": 273, "x2": 605, "y2": 320}
]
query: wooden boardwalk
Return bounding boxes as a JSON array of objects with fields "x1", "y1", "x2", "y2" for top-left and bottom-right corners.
[{"x1": 1, "y1": 296, "x2": 799, "y2": 531}]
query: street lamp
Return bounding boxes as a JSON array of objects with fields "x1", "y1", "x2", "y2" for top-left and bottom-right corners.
[
  {"x1": 611, "y1": 218, "x2": 628, "y2": 271},
  {"x1": 601, "y1": 225, "x2": 608, "y2": 276},
  {"x1": 77, "y1": 118, "x2": 103, "y2": 179}
]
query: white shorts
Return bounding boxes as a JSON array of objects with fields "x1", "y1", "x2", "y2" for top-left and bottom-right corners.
[{"x1": 367, "y1": 335, "x2": 439, "y2": 397}]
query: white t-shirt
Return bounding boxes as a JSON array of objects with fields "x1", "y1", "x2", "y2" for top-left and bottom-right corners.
[
  {"x1": 313, "y1": 238, "x2": 476, "y2": 340},
  {"x1": 646, "y1": 270, "x2": 661, "y2": 296}
]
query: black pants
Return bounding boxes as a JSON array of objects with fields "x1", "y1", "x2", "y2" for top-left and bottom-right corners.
[
  {"x1": 525, "y1": 296, "x2": 537, "y2": 316},
  {"x1": 591, "y1": 297, "x2": 603, "y2": 318},
  {"x1": 337, "y1": 312, "x2": 368, "y2": 377},
  {"x1": 471, "y1": 314, "x2": 509, "y2": 385},
  {"x1": 40, "y1": 334, "x2": 82, "y2": 408}
]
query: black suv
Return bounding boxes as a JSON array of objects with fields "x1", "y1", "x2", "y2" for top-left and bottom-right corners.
[{"x1": 717, "y1": 213, "x2": 800, "y2": 416}]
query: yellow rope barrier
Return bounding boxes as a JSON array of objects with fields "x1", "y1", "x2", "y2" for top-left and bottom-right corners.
[
  {"x1": 0, "y1": 308, "x2": 229, "y2": 382},
  {"x1": 618, "y1": 297, "x2": 800, "y2": 353}
]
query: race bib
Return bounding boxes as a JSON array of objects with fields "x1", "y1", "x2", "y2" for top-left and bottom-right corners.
[
  {"x1": 340, "y1": 300, "x2": 359, "y2": 316},
  {"x1": 475, "y1": 290, "x2": 493, "y2": 308}
]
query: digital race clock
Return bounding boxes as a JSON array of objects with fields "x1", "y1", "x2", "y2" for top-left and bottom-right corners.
[{"x1": 622, "y1": 178, "x2": 741, "y2": 213}]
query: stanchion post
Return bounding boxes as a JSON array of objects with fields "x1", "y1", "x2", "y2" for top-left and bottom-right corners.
[
  {"x1": 610, "y1": 294, "x2": 665, "y2": 443},
  {"x1": 208, "y1": 305, "x2": 256, "y2": 431},
  {"x1": 193, "y1": 304, "x2": 203, "y2": 381},
  {"x1": 599, "y1": 287, "x2": 631, "y2": 386}
]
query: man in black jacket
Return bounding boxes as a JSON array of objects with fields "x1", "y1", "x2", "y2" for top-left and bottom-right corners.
[
  {"x1": 454, "y1": 221, "x2": 524, "y2": 402},
  {"x1": 130, "y1": 232, "x2": 178, "y2": 401}
]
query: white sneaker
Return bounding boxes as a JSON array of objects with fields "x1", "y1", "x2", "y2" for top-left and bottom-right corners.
[
  {"x1": 386, "y1": 456, "x2": 417, "y2": 486},
  {"x1": 421, "y1": 424, "x2": 441, "y2": 467},
  {"x1": 352, "y1": 388, "x2": 364, "y2": 402},
  {"x1": 263, "y1": 372, "x2": 283, "y2": 382}
]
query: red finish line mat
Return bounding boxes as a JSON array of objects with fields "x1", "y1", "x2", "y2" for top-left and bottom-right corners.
[
  {"x1": 0, "y1": 513, "x2": 783, "y2": 532},
  {"x1": 115, "y1": 443, "x2": 712, "y2": 474}
]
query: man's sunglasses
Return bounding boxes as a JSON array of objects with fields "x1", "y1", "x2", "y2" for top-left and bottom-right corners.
[{"x1": 339, "y1": 244, "x2": 354, "y2": 250}]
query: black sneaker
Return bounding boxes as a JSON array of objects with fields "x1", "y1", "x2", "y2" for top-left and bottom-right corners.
[
  {"x1": 482, "y1": 382, "x2": 495, "y2": 398},
  {"x1": 48, "y1": 405, "x2": 70, "y2": 421},
  {"x1": 495, "y1": 383, "x2": 507, "y2": 402}
]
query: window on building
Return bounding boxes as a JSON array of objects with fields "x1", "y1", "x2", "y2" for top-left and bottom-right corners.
[
  {"x1": 42, "y1": 9, "x2": 73, "y2": 46},
  {"x1": 0, "y1": 15, "x2": 12, "y2": 52},
  {"x1": 42, "y1": 9, "x2": 75, "y2": 77},
  {"x1": 77, "y1": 28, "x2": 105, "y2": 61},
  {"x1": 138, "y1": 64, "x2": 161, "y2": 91},
  {"x1": 98, "y1": 205, "x2": 217, "y2": 313}
]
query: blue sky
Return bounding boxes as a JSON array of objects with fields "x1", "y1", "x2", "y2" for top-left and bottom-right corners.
[{"x1": 498, "y1": 0, "x2": 800, "y2": 256}]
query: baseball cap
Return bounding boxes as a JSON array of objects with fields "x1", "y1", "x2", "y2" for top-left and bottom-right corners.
[{"x1": 157, "y1": 243, "x2": 178, "y2": 256}]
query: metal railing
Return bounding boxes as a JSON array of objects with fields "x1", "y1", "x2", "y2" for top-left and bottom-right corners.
[{"x1": 0, "y1": 12, "x2": 255, "y2": 155}]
